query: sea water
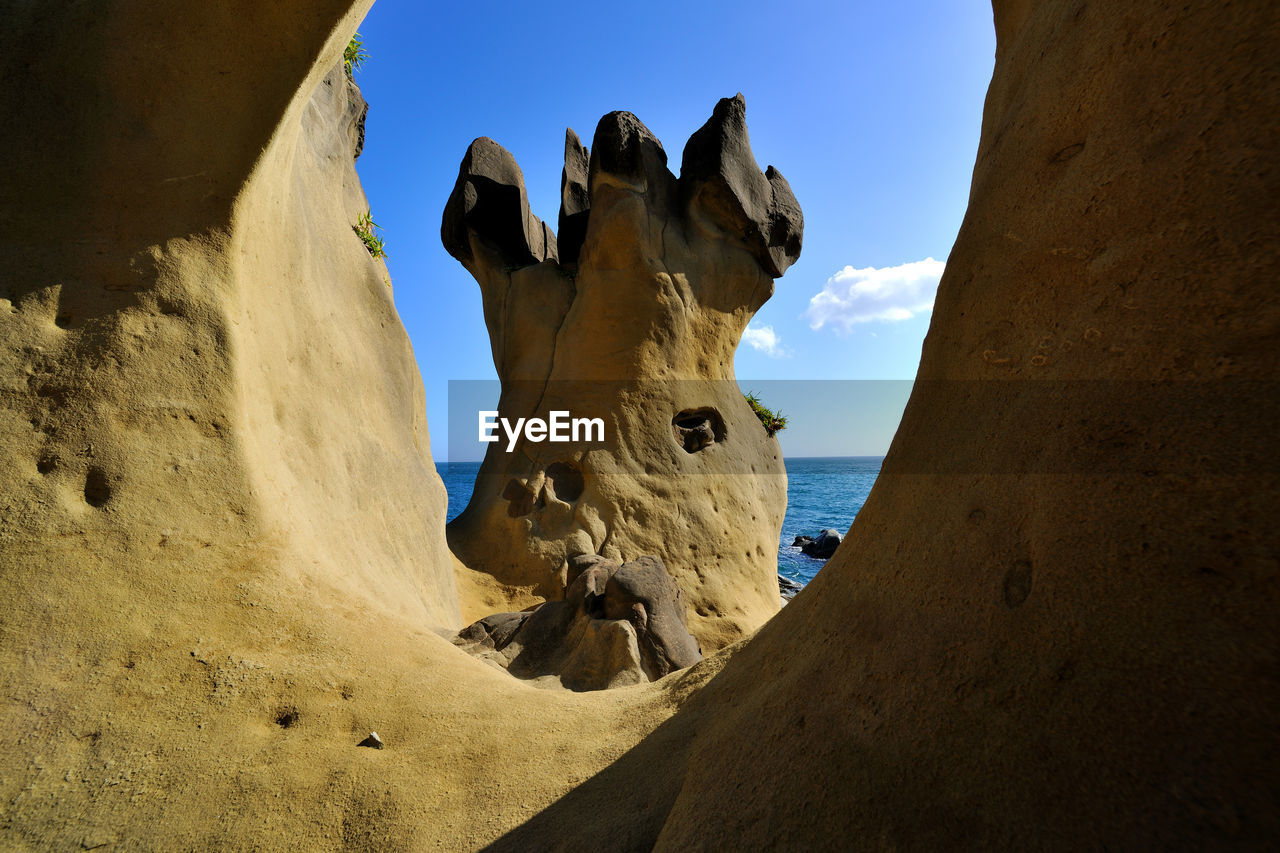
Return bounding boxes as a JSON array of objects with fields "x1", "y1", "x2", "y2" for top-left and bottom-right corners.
[
  {"x1": 436, "y1": 456, "x2": 882, "y2": 592},
  {"x1": 775, "y1": 457, "x2": 882, "y2": 587}
]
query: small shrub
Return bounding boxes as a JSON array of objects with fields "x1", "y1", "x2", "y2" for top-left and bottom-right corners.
[
  {"x1": 352, "y1": 210, "x2": 387, "y2": 259},
  {"x1": 744, "y1": 391, "x2": 787, "y2": 438},
  {"x1": 344, "y1": 33, "x2": 368, "y2": 78}
]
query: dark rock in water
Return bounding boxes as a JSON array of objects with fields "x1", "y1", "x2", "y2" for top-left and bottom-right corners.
[
  {"x1": 777, "y1": 575, "x2": 804, "y2": 600},
  {"x1": 806, "y1": 529, "x2": 842, "y2": 558},
  {"x1": 452, "y1": 554, "x2": 702, "y2": 690},
  {"x1": 357, "y1": 732, "x2": 383, "y2": 749},
  {"x1": 795, "y1": 528, "x2": 842, "y2": 559}
]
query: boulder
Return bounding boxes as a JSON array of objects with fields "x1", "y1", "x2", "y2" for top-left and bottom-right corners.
[
  {"x1": 805, "y1": 529, "x2": 842, "y2": 559},
  {"x1": 443, "y1": 96, "x2": 803, "y2": 651},
  {"x1": 793, "y1": 529, "x2": 843, "y2": 559},
  {"x1": 603, "y1": 556, "x2": 703, "y2": 678},
  {"x1": 441, "y1": 137, "x2": 557, "y2": 268},
  {"x1": 453, "y1": 555, "x2": 703, "y2": 691},
  {"x1": 777, "y1": 575, "x2": 804, "y2": 600}
]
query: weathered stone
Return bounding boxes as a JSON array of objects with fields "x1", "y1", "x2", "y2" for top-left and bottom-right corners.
[
  {"x1": 800, "y1": 529, "x2": 842, "y2": 559},
  {"x1": 557, "y1": 128, "x2": 591, "y2": 267},
  {"x1": 454, "y1": 555, "x2": 702, "y2": 690},
  {"x1": 633, "y1": 2, "x2": 1280, "y2": 849},
  {"x1": 672, "y1": 410, "x2": 718, "y2": 453},
  {"x1": 453, "y1": 610, "x2": 531, "y2": 653},
  {"x1": 6, "y1": 1, "x2": 1272, "y2": 849},
  {"x1": 680, "y1": 94, "x2": 803, "y2": 277},
  {"x1": 777, "y1": 575, "x2": 804, "y2": 600},
  {"x1": 603, "y1": 556, "x2": 703, "y2": 679},
  {"x1": 589, "y1": 110, "x2": 675, "y2": 202},
  {"x1": 441, "y1": 137, "x2": 557, "y2": 269},
  {"x1": 444, "y1": 97, "x2": 801, "y2": 651}
]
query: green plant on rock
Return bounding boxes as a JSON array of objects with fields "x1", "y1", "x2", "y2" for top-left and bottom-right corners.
[
  {"x1": 744, "y1": 391, "x2": 787, "y2": 438},
  {"x1": 344, "y1": 33, "x2": 368, "y2": 77},
  {"x1": 352, "y1": 210, "x2": 387, "y2": 259}
]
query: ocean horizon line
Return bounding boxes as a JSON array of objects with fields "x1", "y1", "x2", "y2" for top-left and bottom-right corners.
[{"x1": 435, "y1": 454, "x2": 886, "y2": 465}]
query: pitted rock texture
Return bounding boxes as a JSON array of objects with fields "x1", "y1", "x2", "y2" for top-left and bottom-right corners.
[
  {"x1": 443, "y1": 95, "x2": 802, "y2": 651},
  {"x1": 454, "y1": 554, "x2": 702, "y2": 691},
  {"x1": 485, "y1": 0, "x2": 1279, "y2": 848},
  {"x1": 4, "y1": 0, "x2": 1273, "y2": 849}
]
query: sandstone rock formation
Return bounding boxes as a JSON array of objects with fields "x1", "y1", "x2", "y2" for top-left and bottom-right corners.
[
  {"x1": 454, "y1": 554, "x2": 702, "y2": 691},
  {"x1": 0, "y1": 5, "x2": 644, "y2": 848},
  {"x1": 0, "y1": 0, "x2": 1274, "y2": 850},
  {"x1": 442, "y1": 95, "x2": 803, "y2": 651},
  {"x1": 484, "y1": 0, "x2": 1280, "y2": 848},
  {"x1": 0, "y1": 4, "x2": 458, "y2": 632}
]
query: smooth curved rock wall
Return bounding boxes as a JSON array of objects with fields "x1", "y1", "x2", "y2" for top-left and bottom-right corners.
[{"x1": 485, "y1": 0, "x2": 1280, "y2": 847}]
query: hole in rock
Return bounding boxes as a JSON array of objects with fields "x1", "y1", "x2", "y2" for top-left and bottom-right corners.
[
  {"x1": 502, "y1": 478, "x2": 535, "y2": 517},
  {"x1": 275, "y1": 708, "x2": 300, "y2": 729},
  {"x1": 544, "y1": 461, "x2": 584, "y2": 502},
  {"x1": 672, "y1": 408, "x2": 725, "y2": 454},
  {"x1": 36, "y1": 455, "x2": 56, "y2": 475},
  {"x1": 1002, "y1": 561, "x2": 1033, "y2": 609},
  {"x1": 84, "y1": 467, "x2": 112, "y2": 507}
]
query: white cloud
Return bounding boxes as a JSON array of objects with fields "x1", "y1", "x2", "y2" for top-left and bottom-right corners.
[
  {"x1": 742, "y1": 323, "x2": 790, "y2": 358},
  {"x1": 806, "y1": 257, "x2": 946, "y2": 333}
]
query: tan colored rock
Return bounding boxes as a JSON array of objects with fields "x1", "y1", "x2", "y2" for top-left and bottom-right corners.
[
  {"x1": 0, "y1": 4, "x2": 457, "y2": 631},
  {"x1": 452, "y1": 551, "x2": 543, "y2": 624},
  {"x1": 1, "y1": 0, "x2": 1274, "y2": 849},
  {"x1": 442, "y1": 96, "x2": 803, "y2": 651},
  {"x1": 485, "y1": 0, "x2": 1280, "y2": 848},
  {"x1": 0, "y1": 5, "x2": 618, "y2": 848}
]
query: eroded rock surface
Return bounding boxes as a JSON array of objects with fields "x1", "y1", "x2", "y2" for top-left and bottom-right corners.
[
  {"x1": 454, "y1": 554, "x2": 702, "y2": 691},
  {"x1": 4, "y1": 0, "x2": 1273, "y2": 849},
  {"x1": 443, "y1": 95, "x2": 803, "y2": 650},
  {"x1": 493, "y1": 0, "x2": 1278, "y2": 848}
]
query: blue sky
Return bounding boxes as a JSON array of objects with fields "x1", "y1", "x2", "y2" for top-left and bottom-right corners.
[{"x1": 352, "y1": 0, "x2": 996, "y2": 460}]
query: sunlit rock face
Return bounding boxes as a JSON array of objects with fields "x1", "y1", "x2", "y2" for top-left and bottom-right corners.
[
  {"x1": 589, "y1": 1, "x2": 1280, "y2": 848},
  {"x1": 442, "y1": 96, "x2": 803, "y2": 650}
]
